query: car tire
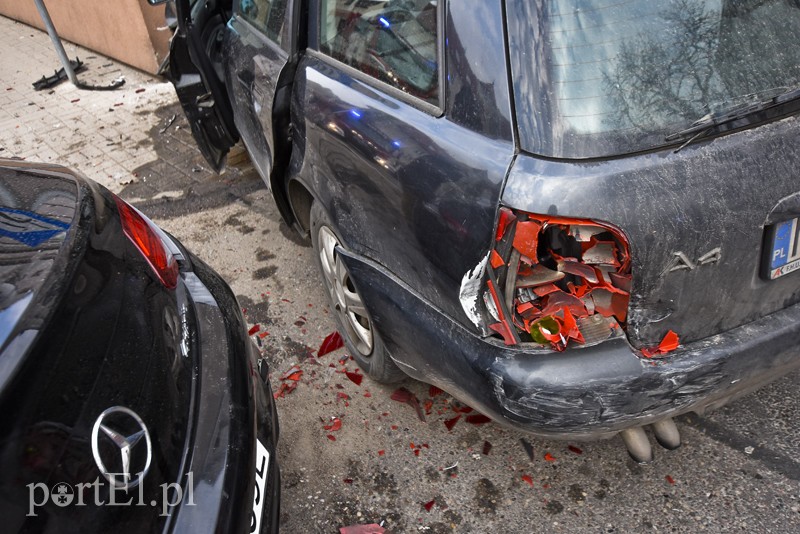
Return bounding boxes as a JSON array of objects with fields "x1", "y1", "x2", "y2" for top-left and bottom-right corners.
[{"x1": 310, "y1": 202, "x2": 405, "y2": 383}]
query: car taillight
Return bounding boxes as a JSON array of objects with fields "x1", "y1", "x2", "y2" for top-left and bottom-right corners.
[
  {"x1": 484, "y1": 208, "x2": 631, "y2": 350},
  {"x1": 113, "y1": 195, "x2": 179, "y2": 289}
]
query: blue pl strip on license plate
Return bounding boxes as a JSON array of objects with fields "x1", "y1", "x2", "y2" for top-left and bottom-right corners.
[{"x1": 770, "y1": 217, "x2": 800, "y2": 279}]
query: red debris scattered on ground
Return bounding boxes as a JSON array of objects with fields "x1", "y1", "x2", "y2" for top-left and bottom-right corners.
[
  {"x1": 423, "y1": 499, "x2": 436, "y2": 512},
  {"x1": 345, "y1": 371, "x2": 363, "y2": 385},
  {"x1": 339, "y1": 524, "x2": 385, "y2": 534},
  {"x1": 522, "y1": 474, "x2": 534, "y2": 487},
  {"x1": 327, "y1": 434, "x2": 337, "y2": 441},
  {"x1": 280, "y1": 365, "x2": 303, "y2": 381},
  {"x1": 343, "y1": 478, "x2": 354, "y2": 484},
  {"x1": 429, "y1": 385, "x2": 444, "y2": 397},
  {"x1": 544, "y1": 452, "x2": 556, "y2": 462},
  {"x1": 482, "y1": 441, "x2": 492, "y2": 455},
  {"x1": 248, "y1": 324, "x2": 260, "y2": 336},
  {"x1": 666, "y1": 475, "x2": 676, "y2": 485},
  {"x1": 444, "y1": 415, "x2": 461, "y2": 431},
  {"x1": 324, "y1": 417, "x2": 342, "y2": 431},
  {"x1": 135, "y1": 88, "x2": 146, "y2": 93},
  {"x1": 273, "y1": 365, "x2": 304, "y2": 399},
  {"x1": 641, "y1": 329, "x2": 681, "y2": 358},
  {"x1": 465, "y1": 414, "x2": 492, "y2": 425},
  {"x1": 390, "y1": 387, "x2": 426, "y2": 421},
  {"x1": 378, "y1": 450, "x2": 385, "y2": 456},
  {"x1": 568, "y1": 445, "x2": 583, "y2": 455},
  {"x1": 318, "y1": 331, "x2": 344, "y2": 356}
]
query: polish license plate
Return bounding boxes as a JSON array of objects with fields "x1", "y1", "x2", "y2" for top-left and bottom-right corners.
[
  {"x1": 250, "y1": 439, "x2": 270, "y2": 533},
  {"x1": 768, "y1": 217, "x2": 800, "y2": 279}
]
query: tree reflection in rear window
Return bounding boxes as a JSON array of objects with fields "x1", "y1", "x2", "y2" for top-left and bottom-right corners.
[{"x1": 511, "y1": 0, "x2": 800, "y2": 158}]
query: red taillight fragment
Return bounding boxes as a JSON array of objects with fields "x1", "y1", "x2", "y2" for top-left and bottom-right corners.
[
  {"x1": 113, "y1": 195, "x2": 179, "y2": 289},
  {"x1": 486, "y1": 209, "x2": 632, "y2": 350}
]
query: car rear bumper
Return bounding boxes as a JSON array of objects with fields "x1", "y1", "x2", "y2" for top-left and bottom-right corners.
[
  {"x1": 167, "y1": 254, "x2": 280, "y2": 533},
  {"x1": 341, "y1": 249, "x2": 800, "y2": 440}
]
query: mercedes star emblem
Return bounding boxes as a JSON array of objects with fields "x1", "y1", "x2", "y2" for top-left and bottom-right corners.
[{"x1": 91, "y1": 406, "x2": 152, "y2": 490}]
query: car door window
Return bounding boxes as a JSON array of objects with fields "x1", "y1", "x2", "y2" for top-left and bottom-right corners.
[
  {"x1": 320, "y1": 0, "x2": 440, "y2": 105},
  {"x1": 239, "y1": 0, "x2": 288, "y2": 44}
]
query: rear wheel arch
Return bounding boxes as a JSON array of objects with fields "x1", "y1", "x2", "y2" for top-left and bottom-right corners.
[{"x1": 286, "y1": 178, "x2": 313, "y2": 234}]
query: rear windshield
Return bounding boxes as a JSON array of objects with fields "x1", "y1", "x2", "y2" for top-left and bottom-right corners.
[{"x1": 508, "y1": 0, "x2": 800, "y2": 158}]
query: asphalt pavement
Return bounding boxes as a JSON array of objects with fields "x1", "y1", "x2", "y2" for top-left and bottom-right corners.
[{"x1": 1, "y1": 15, "x2": 799, "y2": 533}]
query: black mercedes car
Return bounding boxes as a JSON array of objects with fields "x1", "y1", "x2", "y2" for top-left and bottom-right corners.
[
  {"x1": 0, "y1": 159, "x2": 279, "y2": 532},
  {"x1": 158, "y1": 0, "x2": 800, "y2": 462}
]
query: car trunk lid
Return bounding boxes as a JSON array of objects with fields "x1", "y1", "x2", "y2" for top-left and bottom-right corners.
[{"x1": 500, "y1": 114, "x2": 800, "y2": 349}]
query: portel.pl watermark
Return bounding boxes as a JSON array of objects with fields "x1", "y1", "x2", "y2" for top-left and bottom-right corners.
[{"x1": 27, "y1": 473, "x2": 195, "y2": 518}]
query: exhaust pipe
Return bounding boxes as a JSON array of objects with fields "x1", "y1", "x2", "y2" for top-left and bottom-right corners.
[
  {"x1": 652, "y1": 418, "x2": 681, "y2": 450},
  {"x1": 620, "y1": 426, "x2": 653, "y2": 463},
  {"x1": 620, "y1": 418, "x2": 681, "y2": 463}
]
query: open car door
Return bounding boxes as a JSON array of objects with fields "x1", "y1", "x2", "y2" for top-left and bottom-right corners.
[{"x1": 165, "y1": 0, "x2": 238, "y2": 171}]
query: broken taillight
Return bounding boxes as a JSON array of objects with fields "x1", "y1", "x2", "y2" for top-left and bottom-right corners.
[
  {"x1": 113, "y1": 195, "x2": 179, "y2": 289},
  {"x1": 484, "y1": 208, "x2": 631, "y2": 350}
]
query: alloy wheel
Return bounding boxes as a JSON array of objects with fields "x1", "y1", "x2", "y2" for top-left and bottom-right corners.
[{"x1": 317, "y1": 226, "x2": 374, "y2": 355}]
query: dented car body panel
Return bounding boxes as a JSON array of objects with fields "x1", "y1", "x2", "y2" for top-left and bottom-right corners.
[
  {"x1": 165, "y1": 0, "x2": 800, "y2": 439},
  {"x1": 340, "y1": 247, "x2": 800, "y2": 438},
  {"x1": 502, "y1": 114, "x2": 800, "y2": 348}
]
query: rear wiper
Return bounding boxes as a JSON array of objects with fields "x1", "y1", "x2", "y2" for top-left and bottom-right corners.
[{"x1": 666, "y1": 87, "x2": 800, "y2": 151}]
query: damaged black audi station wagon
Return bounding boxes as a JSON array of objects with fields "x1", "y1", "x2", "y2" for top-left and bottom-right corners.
[{"x1": 158, "y1": 0, "x2": 800, "y2": 461}]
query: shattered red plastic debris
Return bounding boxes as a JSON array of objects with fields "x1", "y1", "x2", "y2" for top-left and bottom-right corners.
[
  {"x1": 495, "y1": 207, "x2": 516, "y2": 241},
  {"x1": 666, "y1": 475, "x2": 676, "y2": 485},
  {"x1": 327, "y1": 434, "x2": 337, "y2": 441},
  {"x1": 512, "y1": 220, "x2": 543, "y2": 257},
  {"x1": 488, "y1": 212, "x2": 632, "y2": 351},
  {"x1": 568, "y1": 445, "x2": 583, "y2": 455},
  {"x1": 339, "y1": 524, "x2": 385, "y2": 534},
  {"x1": 390, "y1": 387, "x2": 426, "y2": 421},
  {"x1": 343, "y1": 478, "x2": 354, "y2": 484},
  {"x1": 324, "y1": 417, "x2": 343, "y2": 431},
  {"x1": 345, "y1": 371, "x2": 363, "y2": 385},
  {"x1": 482, "y1": 441, "x2": 492, "y2": 455},
  {"x1": 641, "y1": 329, "x2": 680, "y2": 358},
  {"x1": 522, "y1": 474, "x2": 534, "y2": 487},
  {"x1": 429, "y1": 385, "x2": 444, "y2": 397},
  {"x1": 423, "y1": 499, "x2": 435, "y2": 512},
  {"x1": 273, "y1": 381, "x2": 298, "y2": 399},
  {"x1": 280, "y1": 365, "x2": 303, "y2": 381},
  {"x1": 490, "y1": 249, "x2": 505, "y2": 269},
  {"x1": 318, "y1": 331, "x2": 344, "y2": 356},
  {"x1": 444, "y1": 415, "x2": 461, "y2": 431},
  {"x1": 337, "y1": 392, "x2": 351, "y2": 401},
  {"x1": 378, "y1": 450, "x2": 385, "y2": 456},
  {"x1": 465, "y1": 414, "x2": 491, "y2": 425},
  {"x1": 544, "y1": 452, "x2": 556, "y2": 462},
  {"x1": 391, "y1": 388, "x2": 412, "y2": 403},
  {"x1": 248, "y1": 324, "x2": 260, "y2": 336}
]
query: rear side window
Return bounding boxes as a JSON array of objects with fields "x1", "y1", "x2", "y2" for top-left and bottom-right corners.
[
  {"x1": 238, "y1": 0, "x2": 288, "y2": 44},
  {"x1": 320, "y1": 0, "x2": 439, "y2": 105}
]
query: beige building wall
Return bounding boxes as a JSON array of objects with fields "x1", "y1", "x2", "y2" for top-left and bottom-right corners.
[{"x1": 0, "y1": 0, "x2": 170, "y2": 75}]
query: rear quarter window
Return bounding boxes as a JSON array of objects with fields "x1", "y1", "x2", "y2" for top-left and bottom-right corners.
[{"x1": 319, "y1": 0, "x2": 440, "y2": 106}]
